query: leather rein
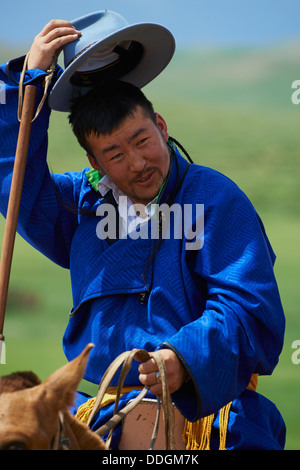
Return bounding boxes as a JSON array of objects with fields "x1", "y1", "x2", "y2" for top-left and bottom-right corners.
[
  {"x1": 87, "y1": 349, "x2": 176, "y2": 450},
  {"x1": 50, "y1": 349, "x2": 175, "y2": 450},
  {"x1": 51, "y1": 411, "x2": 71, "y2": 450}
]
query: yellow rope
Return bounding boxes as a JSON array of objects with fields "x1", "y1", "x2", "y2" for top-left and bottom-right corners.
[
  {"x1": 219, "y1": 401, "x2": 232, "y2": 449},
  {"x1": 182, "y1": 373, "x2": 257, "y2": 450},
  {"x1": 182, "y1": 402, "x2": 232, "y2": 450},
  {"x1": 183, "y1": 413, "x2": 214, "y2": 450},
  {"x1": 76, "y1": 386, "x2": 143, "y2": 424}
]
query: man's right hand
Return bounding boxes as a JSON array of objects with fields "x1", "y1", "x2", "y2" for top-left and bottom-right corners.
[{"x1": 27, "y1": 20, "x2": 81, "y2": 71}]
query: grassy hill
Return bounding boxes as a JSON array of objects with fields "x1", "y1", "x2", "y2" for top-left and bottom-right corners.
[
  {"x1": 148, "y1": 39, "x2": 300, "y2": 108},
  {"x1": 0, "y1": 40, "x2": 300, "y2": 449}
]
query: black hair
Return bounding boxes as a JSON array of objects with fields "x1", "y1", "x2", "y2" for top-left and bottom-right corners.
[{"x1": 68, "y1": 80, "x2": 157, "y2": 155}]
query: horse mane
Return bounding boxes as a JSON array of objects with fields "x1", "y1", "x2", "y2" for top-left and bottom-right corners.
[{"x1": 0, "y1": 371, "x2": 41, "y2": 393}]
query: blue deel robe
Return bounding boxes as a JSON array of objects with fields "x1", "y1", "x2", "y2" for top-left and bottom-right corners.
[{"x1": 0, "y1": 57, "x2": 286, "y2": 449}]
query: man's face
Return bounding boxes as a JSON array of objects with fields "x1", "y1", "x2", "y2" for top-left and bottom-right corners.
[{"x1": 85, "y1": 106, "x2": 170, "y2": 205}]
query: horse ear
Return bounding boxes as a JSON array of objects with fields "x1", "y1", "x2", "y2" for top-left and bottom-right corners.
[{"x1": 42, "y1": 343, "x2": 94, "y2": 409}]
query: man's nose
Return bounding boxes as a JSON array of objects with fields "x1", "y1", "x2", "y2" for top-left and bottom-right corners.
[{"x1": 128, "y1": 152, "x2": 147, "y2": 173}]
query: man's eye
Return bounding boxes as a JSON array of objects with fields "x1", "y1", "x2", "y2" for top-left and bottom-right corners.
[
  {"x1": 137, "y1": 138, "x2": 148, "y2": 146},
  {"x1": 111, "y1": 153, "x2": 122, "y2": 160}
]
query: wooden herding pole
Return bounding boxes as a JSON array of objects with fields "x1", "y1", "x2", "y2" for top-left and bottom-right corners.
[{"x1": 0, "y1": 85, "x2": 37, "y2": 361}]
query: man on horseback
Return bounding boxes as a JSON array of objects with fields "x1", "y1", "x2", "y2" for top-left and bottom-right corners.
[{"x1": 0, "y1": 10, "x2": 286, "y2": 449}]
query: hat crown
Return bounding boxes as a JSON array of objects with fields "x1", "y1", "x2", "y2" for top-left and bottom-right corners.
[
  {"x1": 49, "y1": 9, "x2": 175, "y2": 111},
  {"x1": 63, "y1": 10, "x2": 129, "y2": 68}
]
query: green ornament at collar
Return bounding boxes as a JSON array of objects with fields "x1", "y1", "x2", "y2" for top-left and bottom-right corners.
[{"x1": 85, "y1": 168, "x2": 103, "y2": 192}]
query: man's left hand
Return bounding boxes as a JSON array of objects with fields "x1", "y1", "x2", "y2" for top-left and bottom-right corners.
[{"x1": 137, "y1": 349, "x2": 188, "y2": 395}]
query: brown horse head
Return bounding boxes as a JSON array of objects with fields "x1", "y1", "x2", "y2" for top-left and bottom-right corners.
[{"x1": 0, "y1": 344, "x2": 107, "y2": 450}]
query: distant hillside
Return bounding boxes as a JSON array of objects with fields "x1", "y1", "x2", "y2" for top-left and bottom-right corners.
[
  {"x1": 147, "y1": 39, "x2": 300, "y2": 110},
  {"x1": 0, "y1": 43, "x2": 26, "y2": 63},
  {"x1": 1, "y1": 38, "x2": 300, "y2": 110}
]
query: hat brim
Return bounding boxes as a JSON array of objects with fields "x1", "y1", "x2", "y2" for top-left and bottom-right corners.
[{"x1": 48, "y1": 23, "x2": 175, "y2": 112}]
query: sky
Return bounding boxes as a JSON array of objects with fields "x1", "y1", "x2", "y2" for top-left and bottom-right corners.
[{"x1": 1, "y1": 0, "x2": 299, "y2": 51}]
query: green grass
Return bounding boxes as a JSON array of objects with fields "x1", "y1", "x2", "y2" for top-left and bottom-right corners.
[{"x1": 0, "y1": 41, "x2": 300, "y2": 449}]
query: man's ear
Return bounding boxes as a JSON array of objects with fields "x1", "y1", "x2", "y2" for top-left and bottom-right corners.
[
  {"x1": 86, "y1": 153, "x2": 106, "y2": 175},
  {"x1": 155, "y1": 113, "x2": 169, "y2": 142}
]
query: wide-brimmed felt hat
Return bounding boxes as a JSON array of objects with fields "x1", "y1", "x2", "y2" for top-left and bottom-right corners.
[{"x1": 48, "y1": 9, "x2": 175, "y2": 112}]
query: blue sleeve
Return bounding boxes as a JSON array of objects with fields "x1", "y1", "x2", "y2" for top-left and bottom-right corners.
[
  {"x1": 164, "y1": 170, "x2": 285, "y2": 419},
  {"x1": 0, "y1": 57, "x2": 78, "y2": 268}
]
